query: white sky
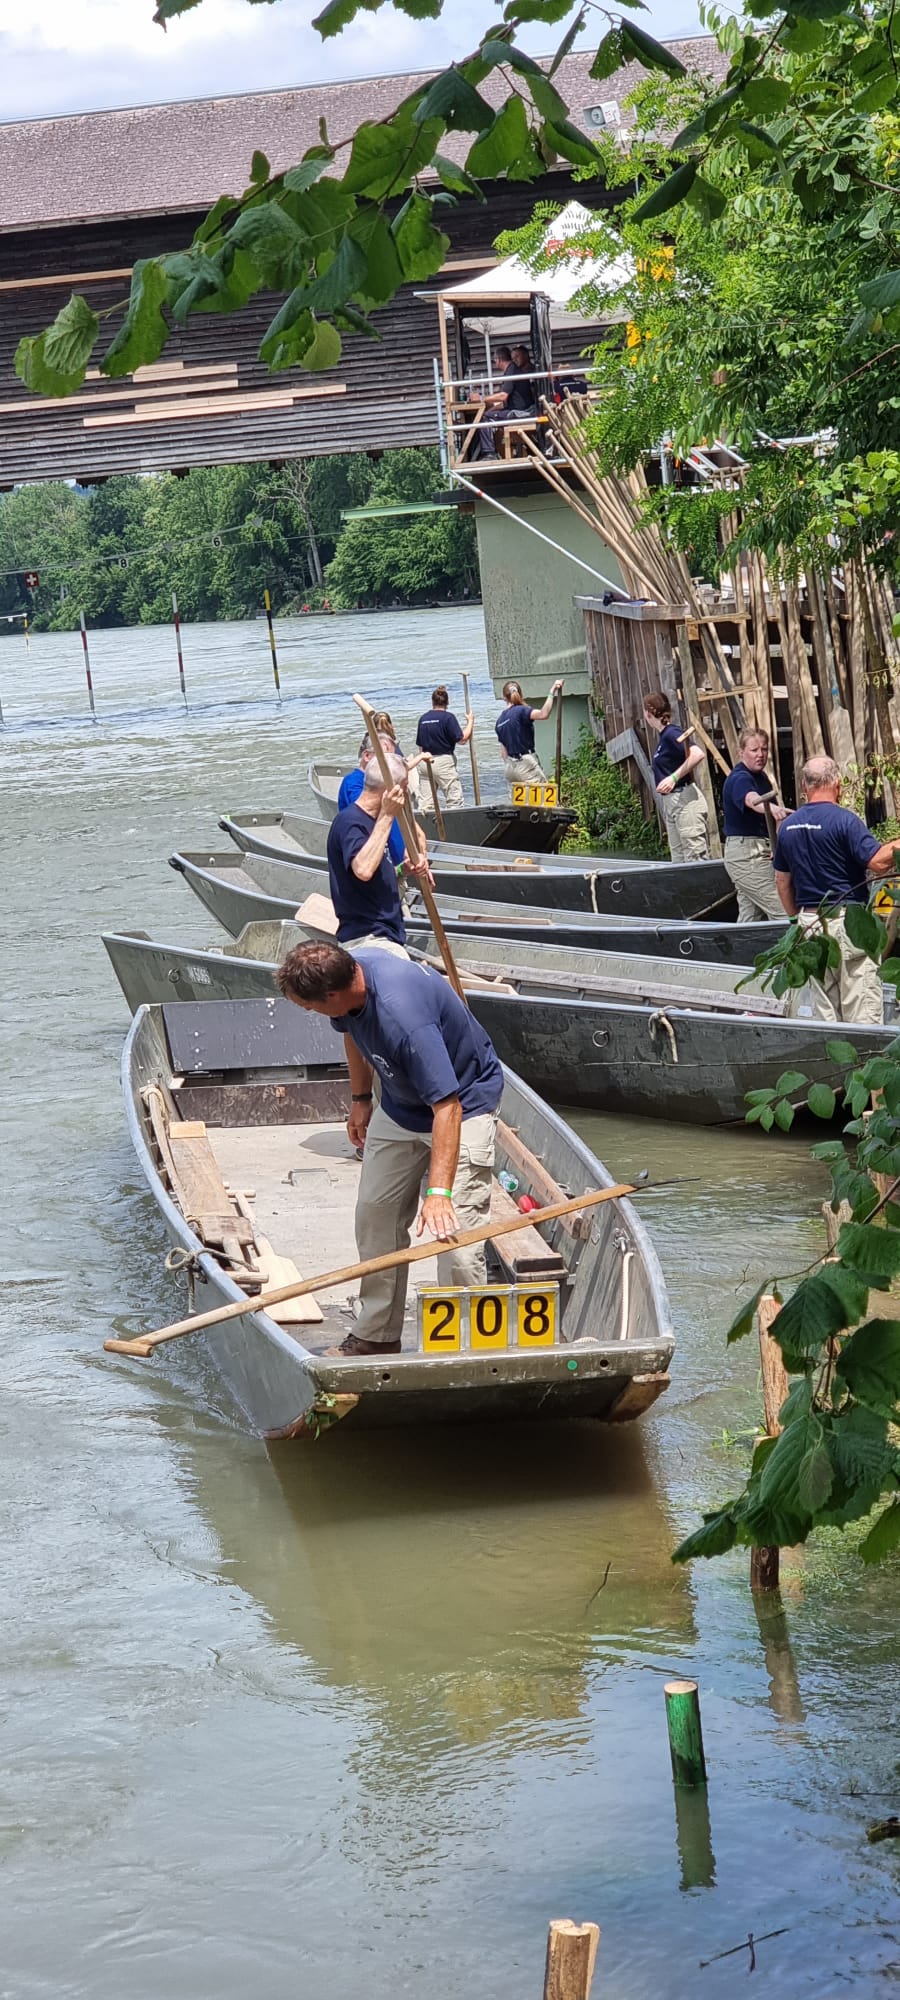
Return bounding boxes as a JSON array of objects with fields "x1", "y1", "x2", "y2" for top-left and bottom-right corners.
[{"x1": 0, "y1": 0, "x2": 704, "y2": 121}]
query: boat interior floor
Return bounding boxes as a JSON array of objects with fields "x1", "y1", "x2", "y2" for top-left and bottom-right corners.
[{"x1": 207, "y1": 1120, "x2": 442, "y2": 1356}]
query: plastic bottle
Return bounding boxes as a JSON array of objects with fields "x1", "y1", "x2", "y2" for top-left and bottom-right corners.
[{"x1": 498, "y1": 1170, "x2": 519, "y2": 1194}]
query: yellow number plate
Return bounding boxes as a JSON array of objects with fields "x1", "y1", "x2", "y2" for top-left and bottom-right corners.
[
  {"x1": 511, "y1": 783, "x2": 558, "y2": 808},
  {"x1": 469, "y1": 1287, "x2": 510, "y2": 1350},
  {"x1": 420, "y1": 1292, "x2": 462, "y2": 1353},
  {"x1": 516, "y1": 1288, "x2": 557, "y2": 1347}
]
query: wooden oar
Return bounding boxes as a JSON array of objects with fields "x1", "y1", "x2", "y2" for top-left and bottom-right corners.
[
  {"x1": 555, "y1": 682, "x2": 564, "y2": 796},
  {"x1": 462, "y1": 671, "x2": 481, "y2": 804},
  {"x1": 424, "y1": 754, "x2": 446, "y2": 839},
  {"x1": 355, "y1": 691, "x2": 469, "y2": 1003},
  {"x1": 104, "y1": 1183, "x2": 637, "y2": 1358}
]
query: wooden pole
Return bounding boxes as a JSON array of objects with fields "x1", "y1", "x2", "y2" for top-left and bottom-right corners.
[
  {"x1": 543, "y1": 1920, "x2": 600, "y2": 2000},
  {"x1": 664, "y1": 1679, "x2": 707, "y2": 1788},
  {"x1": 104, "y1": 1182, "x2": 638, "y2": 1358},
  {"x1": 172, "y1": 591, "x2": 188, "y2": 709},
  {"x1": 79, "y1": 611, "x2": 97, "y2": 722},
  {"x1": 424, "y1": 756, "x2": 446, "y2": 840},
  {"x1": 461, "y1": 671, "x2": 481, "y2": 803},
  {"x1": 263, "y1": 588, "x2": 281, "y2": 703},
  {"x1": 354, "y1": 691, "x2": 468, "y2": 1003},
  {"x1": 750, "y1": 1293, "x2": 789, "y2": 1592},
  {"x1": 555, "y1": 679, "x2": 564, "y2": 795},
  {"x1": 674, "y1": 624, "x2": 722, "y2": 857}
]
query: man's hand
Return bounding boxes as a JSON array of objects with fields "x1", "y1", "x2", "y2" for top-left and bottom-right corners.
[
  {"x1": 417, "y1": 1192, "x2": 460, "y2": 1243},
  {"x1": 552, "y1": 678, "x2": 565, "y2": 693},
  {"x1": 378, "y1": 783, "x2": 406, "y2": 821},
  {"x1": 771, "y1": 804, "x2": 790, "y2": 824},
  {"x1": 657, "y1": 775, "x2": 676, "y2": 797},
  {"x1": 347, "y1": 1099, "x2": 373, "y2": 1149},
  {"x1": 405, "y1": 855, "x2": 435, "y2": 887}
]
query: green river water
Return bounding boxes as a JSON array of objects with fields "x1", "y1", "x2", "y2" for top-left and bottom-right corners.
[{"x1": 0, "y1": 607, "x2": 896, "y2": 1997}]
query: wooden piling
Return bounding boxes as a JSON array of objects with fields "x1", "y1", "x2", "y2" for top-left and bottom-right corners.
[
  {"x1": 172, "y1": 591, "x2": 188, "y2": 709},
  {"x1": 79, "y1": 610, "x2": 97, "y2": 722},
  {"x1": 664, "y1": 1679, "x2": 707, "y2": 1788},
  {"x1": 263, "y1": 588, "x2": 281, "y2": 702},
  {"x1": 543, "y1": 1919, "x2": 600, "y2": 2000},
  {"x1": 750, "y1": 1294, "x2": 789, "y2": 1592}
]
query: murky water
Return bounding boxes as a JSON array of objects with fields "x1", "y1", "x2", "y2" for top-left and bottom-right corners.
[{"x1": 0, "y1": 610, "x2": 897, "y2": 1998}]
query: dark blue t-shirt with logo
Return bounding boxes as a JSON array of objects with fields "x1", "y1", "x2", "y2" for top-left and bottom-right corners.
[
  {"x1": 651, "y1": 723, "x2": 687, "y2": 788},
  {"x1": 336, "y1": 767, "x2": 404, "y2": 865},
  {"x1": 723, "y1": 761, "x2": 769, "y2": 838},
  {"x1": 772, "y1": 802, "x2": 880, "y2": 907},
  {"x1": 331, "y1": 950, "x2": 504, "y2": 1132},
  {"x1": 416, "y1": 709, "x2": 463, "y2": 759},
  {"x1": 326, "y1": 803, "x2": 406, "y2": 945},
  {"x1": 495, "y1": 703, "x2": 536, "y2": 759}
]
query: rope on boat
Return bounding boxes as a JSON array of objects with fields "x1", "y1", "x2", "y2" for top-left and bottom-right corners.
[
  {"x1": 589, "y1": 873, "x2": 599, "y2": 914},
  {"x1": 165, "y1": 1245, "x2": 203, "y2": 1312},
  {"x1": 649, "y1": 1010, "x2": 679, "y2": 1063}
]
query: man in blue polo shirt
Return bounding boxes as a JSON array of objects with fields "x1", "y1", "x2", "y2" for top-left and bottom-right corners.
[
  {"x1": 275, "y1": 941, "x2": 504, "y2": 1354},
  {"x1": 722, "y1": 727, "x2": 789, "y2": 920},
  {"x1": 773, "y1": 754, "x2": 898, "y2": 1022},
  {"x1": 415, "y1": 685, "x2": 474, "y2": 810},
  {"x1": 326, "y1": 751, "x2": 426, "y2": 956}
]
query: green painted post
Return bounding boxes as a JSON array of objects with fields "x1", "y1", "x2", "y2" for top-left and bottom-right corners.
[{"x1": 664, "y1": 1678, "x2": 707, "y2": 1789}]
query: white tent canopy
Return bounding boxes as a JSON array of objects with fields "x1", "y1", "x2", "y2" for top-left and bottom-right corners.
[{"x1": 437, "y1": 200, "x2": 631, "y2": 334}]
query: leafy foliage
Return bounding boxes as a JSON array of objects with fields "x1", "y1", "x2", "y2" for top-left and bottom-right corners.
[{"x1": 558, "y1": 728, "x2": 666, "y2": 856}]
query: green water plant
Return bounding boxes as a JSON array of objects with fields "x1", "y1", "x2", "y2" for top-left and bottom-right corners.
[{"x1": 560, "y1": 729, "x2": 665, "y2": 856}]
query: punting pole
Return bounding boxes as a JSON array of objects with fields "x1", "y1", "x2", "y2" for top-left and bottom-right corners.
[
  {"x1": 172, "y1": 592, "x2": 188, "y2": 709},
  {"x1": 555, "y1": 682, "x2": 564, "y2": 795},
  {"x1": 263, "y1": 588, "x2": 281, "y2": 702},
  {"x1": 80, "y1": 611, "x2": 97, "y2": 722},
  {"x1": 424, "y1": 757, "x2": 446, "y2": 839},
  {"x1": 461, "y1": 670, "x2": 481, "y2": 803}
]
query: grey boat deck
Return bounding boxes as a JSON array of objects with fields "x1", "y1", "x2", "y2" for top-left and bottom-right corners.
[{"x1": 208, "y1": 1119, "x2": 441, "y2": 1355}]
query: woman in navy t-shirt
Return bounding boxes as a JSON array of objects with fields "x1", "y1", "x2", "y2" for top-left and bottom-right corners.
[
  {"x1": 643, "y1": 690, "x2": 711, "y2": 863},
  {"x1": 721, "y1": 726, "x2": 789, "y2": 920},
  {"x1": 495, "y1": 677, "x2": 564, "y2": 790}
]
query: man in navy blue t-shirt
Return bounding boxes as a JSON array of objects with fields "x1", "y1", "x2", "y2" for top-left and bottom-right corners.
[
  {"x1": 415, "y1": 684, "x2": 474, "y2": 811},
  {"x1": 276, "y1": 941, "x2": 504, "y2": 1355},
  {"x1": 721, "y1": 726, "x2": 789, "y2": 920},
  {"x1": 773, "y1": 754, "x2": 898, "y2": 1022},
  {"x1": 326, "y1": 752, "x2": 428, "y2": 954}
]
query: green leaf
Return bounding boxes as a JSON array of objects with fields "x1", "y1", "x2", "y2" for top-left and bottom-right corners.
[
  {"x1": 619, "y1": 19, "x2": 687, "y2": 74},
  {"x1": 391, "y1": 193, "x2": 450, "y2": 280},
  {"x1": 283, "y1": 158, "x2": 330, "y2": 194},
  {"x1": 774, "y1": 1266, "x2": 871, "y2": 1366},
  {"x1": 313, "y1": 0, "x2": 379, "y2": 38},
  {"x1": 672, "y1": 1505, "x2": 739, "y2": 1563},
  {"x1": 250, "y1": 149, "x2": 270, "y2": 187},
  {"x1": 432, "y1": 153, "x2": 485, "y2": 200},
  {"x1": 807, "y1": 1082, "x2": 837, "y2": 1119},
  {"x1": 349, "y1": 211, "x2": 404, "y2": 307},
  {"x1": 843, "y1": 901, "x2": 884, "y2": 958},
  {"x1": 298, "y1": 233, "x2": 369, "y2": 313},
  {"x1": 759, "y1": 1410, "x2": 819, "y2": 1512},
  {"x1": 414, "y1": 67, "x2": 493, "y2": 132},
  {"x1": 855, "y1": 72, "x2": 898, "y2": 113},
  {"x1": 859, "y1": 1497, "x2": 900, "y2": 1562},
  {"x1": 798, "y1": 1426, "x2": 833, "y2": 1511},
  {"x1": 590, "y1": 28, "x2": 623, "y2": 79},
  {"x1": 759, "y1": 1105, "x2": 775, "y2": 1131},
  {"x1": 395, "y1": 0, "x2": 442, "y2": 18},
  {"x1": 726, "y1": 1278, "x2": 775, "y2": 1345},
  {"x1": 828, "y1": 1405, "x2": 892, "y2": 1488},
  {"x1": 740, "y1": 77, "x2": 790, "y2": 117},
  {"x1": 549, "y1": 7, "x2": 586, "y2": 76},
  {"x1": 779, "y1": 14, "x2": 826, "y2": 49},
  {"x1": 226, "y1": 203, "x2": 308, "y2": 287},
  {"x1": 837, "y1": 1221, "x2": 900, "y2": 1280},
  {"x1": 298, "y1": 316, "x2": 342, "y2": 370},
  {"x1": 258, "y1": 295, "x2": 316, "y2": 370},
  {"x1": 773, "y1": 1097, "x2": 795, "y2": 1132},
  {"x1": 343, "y1": 113, "x2": 443, "y2": 199},
  {"x1": 100, "y1": 259, "x2": 170, "y2": 378},
  {"x1": 826, "y1": 1038, "x2": 861, "y2": 1065},
  {"x1": 774, "y1": 1070, "x2": 808, "y2": 1097},
  {"x1": 746, "y1": 1087, "x2": 776, "y2": 1105},
  {"x1": 860, "y1": 271, "x2": 900, "y2": 313},
  {"x1": 17, "y1": 293, "x2": 100, "y2": 396},
  {"x1": 836, "y1": 1319, "x2": 900, "y2": 1417},
  {"x1": 468, "y1": 96, "x2": 532, "y2": 176},
  {"x1": 506, "y1": 0, "x2": 578, "y2": 21},
  {"x1": 542, "y1": 117, "x2": 599, "y2": 167},
  {"x1": 632, "y1": 161, "x2": 696, "y2": 223},
  {"x1": 684, "y1": 175, "x2": 726, "y2": 225}
]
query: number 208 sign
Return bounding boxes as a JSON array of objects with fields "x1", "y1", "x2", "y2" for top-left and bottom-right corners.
[{"x1": 418, "y1": 1284, "x2": 558, "y2": 1353}]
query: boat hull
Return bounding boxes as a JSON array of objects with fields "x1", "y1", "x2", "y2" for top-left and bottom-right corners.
[{"x1": 308, "y1": 760, "x2": 578, "y2": 850}]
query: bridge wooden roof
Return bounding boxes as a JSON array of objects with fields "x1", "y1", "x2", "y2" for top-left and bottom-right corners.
[{"x1": 0, "y1": 40, "x2": 725, "y2": 234}]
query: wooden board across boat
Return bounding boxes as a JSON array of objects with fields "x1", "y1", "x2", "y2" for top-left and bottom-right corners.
[
  {"x1": 168, "y1": 849, "x2": 782, "y2": 965},
  {"x1": 122, "y1": 998, "x2": 674, "y2": 1437}
]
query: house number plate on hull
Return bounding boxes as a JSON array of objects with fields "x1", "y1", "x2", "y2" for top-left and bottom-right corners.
[{"x1": 417, "y1": 1284, "x2": 559, "y2": 1353}]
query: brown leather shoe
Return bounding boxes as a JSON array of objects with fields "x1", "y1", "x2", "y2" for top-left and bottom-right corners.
[{"x1": 324, "y1": 1333, "x2": 403, "y2": 1358}]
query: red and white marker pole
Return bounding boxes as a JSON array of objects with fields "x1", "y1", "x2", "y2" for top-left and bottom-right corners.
[
  {"x1": 172, "y1": 591, "x2": 188, "y2": 709},
  {"x1": 80, "y1": 610, "x2": 97, "y2": 722}
]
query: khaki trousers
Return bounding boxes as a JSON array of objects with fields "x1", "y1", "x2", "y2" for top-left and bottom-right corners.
[
  {"x1": 797, "y1": 910, "x2": 884, "y2": 1025},
  {"x1": 353, "y1": 1103, "x2": 499, "y2": 1345},
  {"x1": 503, "y1": 750, "x2": 548, "y2": 790},
  {"x1": 427, "y1": 752, "x2": 464, "y2": 810},
  {"x1": 345, "y1": 935, "x2": 409, "y2": 958},
  {"x1": 661, "y1": 781, "x2": 711, "y2": 862},
  {"x1": 724, "y1": 835, "x2": 784, "y2": 921}
]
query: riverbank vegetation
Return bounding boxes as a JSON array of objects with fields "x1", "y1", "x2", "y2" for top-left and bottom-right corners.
[
  {"x1": 0, "y1": 449, "x2": 478, "y2": 630},
  {"x1": 561, "y1": 730, "x2": 665, "y2": 856}
]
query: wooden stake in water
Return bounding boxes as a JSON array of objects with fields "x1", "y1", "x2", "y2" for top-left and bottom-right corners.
[
  {"x1": 461, "y1": 671, "x2": 481, "y2": 803},
  {"x1": 80, "y1": 611, "x2": 97, "y2": 722},
  {"x1": 172, "y1": 591, "x2": 188, "y2": 709},
  {"x1": 543, "y1": 1920, "x2": 600, "y2": 2000},
  {"x1": 664, "y1": 1679, "x2": 707, "y2": 1788},
  {"x1": 263, "y1": 588, "x2": 281, "y2": 702}
]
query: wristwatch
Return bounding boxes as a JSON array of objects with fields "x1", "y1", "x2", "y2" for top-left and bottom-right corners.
[{"x1": 351, "y1": 1091, "x2": 373, "y2": 1102}]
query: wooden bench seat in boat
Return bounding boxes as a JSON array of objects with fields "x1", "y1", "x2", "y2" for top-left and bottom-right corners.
[{"x1": 488, "y1": 1182, "x2": 568, "y2": 1282}]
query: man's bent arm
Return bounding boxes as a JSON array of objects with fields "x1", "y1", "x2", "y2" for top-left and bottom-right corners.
[
  {"x1": 868, "y1": 840, "x2": 900, "y2": 878},
  {"x1": 351, "y1": 801, "x2": 400, "y2": 882},
  {"x1": 775, "y1": 870, "x2": 798, "y2": 916}
]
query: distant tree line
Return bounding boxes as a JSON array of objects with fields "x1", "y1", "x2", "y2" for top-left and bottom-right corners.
[{"x1": 0, "y1": 449, "x2": 479, "y2": 632}]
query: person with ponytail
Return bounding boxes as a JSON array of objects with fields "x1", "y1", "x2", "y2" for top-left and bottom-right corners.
[
  {"x1": 495, "y1": 676, "x2": 563, "y2": 790},
  {"x1": 643, "y1": 691, "x2": 712, "y2": 862}
]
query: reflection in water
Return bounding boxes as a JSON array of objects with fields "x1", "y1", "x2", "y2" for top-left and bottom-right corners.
[
  {"x1": 673, "y1": 1785, "x2": 716, "y2": 1892},
  {"x1": 753, "y1": 1591, "x2": 806, "y2": 1728}
]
